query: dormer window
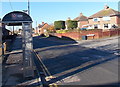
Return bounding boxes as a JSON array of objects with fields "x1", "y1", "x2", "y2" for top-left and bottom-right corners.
[{"x1": 93, "y1": 18, "x2": 100, "y2": 22}]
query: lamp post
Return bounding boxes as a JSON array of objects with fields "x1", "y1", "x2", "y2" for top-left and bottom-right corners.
[{"x1": 23, "y1": 10, "x2": 28, "y2": 14}]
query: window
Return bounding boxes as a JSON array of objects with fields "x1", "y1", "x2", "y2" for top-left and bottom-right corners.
[
  {"x1": 94, "y1": 24, "x2": 98, "y2": 29},
  {"x1": 103, "y1": 16, "x2": 110, "y2": 21},
  {"x1": 111, "y1": 24, "x2": 118, "y2": 28},
  {"x1": 104, "y1": 24, "x2": 109, "y2": 28},
  {"x1": 93, "y1": 18, "x2": 100, "y2": 22}
]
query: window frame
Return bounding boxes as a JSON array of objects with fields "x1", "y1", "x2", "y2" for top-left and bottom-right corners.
[
  {"x1": 104, "y1": 24, "x2": 109, "y2": 29},
  {"x1": 94, "y1": 24, "x2": 99, "y2": 29},
  {"x1": 103, "y1": 16, "x2": 110, "y2": 21},
  {"x1": 93, "y1": 18, "x2": 100, "y2": 22}
]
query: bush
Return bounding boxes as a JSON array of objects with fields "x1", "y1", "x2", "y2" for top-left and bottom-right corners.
[
  {"x1": 66, "y1": 20, "x2": 78, "y2": 29},
  {"x1": 56, "y1": 29, "x2": 80, "y2": 33},
  {"x1": 54, "y1": 21, "x2": 65, "y2": 30},
  {"x1": 56, "y1": 30, "x2": 68, "y2": 33}
]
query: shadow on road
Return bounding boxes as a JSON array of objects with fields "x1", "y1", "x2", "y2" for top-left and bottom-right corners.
[
  {"x1": 34, "y1": 40, "x2": 119, "y2": 86},
  {"x1": 3, "y1": 35, "x2": 119, "y2": 86},
  {"x1": 33, "y1": 35, "x2": 77, "y2": 49}
]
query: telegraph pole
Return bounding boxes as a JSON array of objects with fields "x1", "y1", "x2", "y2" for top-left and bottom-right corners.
[
  {"x1": 28, "y1": 0, "x2": 30, "y2": 15},
  {"x1": 36, "y1": 21, "x2": 37, "y2": 32}
]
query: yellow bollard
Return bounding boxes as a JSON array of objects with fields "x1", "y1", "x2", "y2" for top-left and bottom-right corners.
[{"x1": 3, "y1": 42, "x2": 6, "y2": 54}]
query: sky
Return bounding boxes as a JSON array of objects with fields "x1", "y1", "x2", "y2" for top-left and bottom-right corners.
[{"x1": 0, "y1": 1, "x2": 119, "y2": 30}]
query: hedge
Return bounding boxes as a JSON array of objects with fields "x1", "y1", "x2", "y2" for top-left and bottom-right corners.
[
  {"x1": 54, "y1": 21, "x2": 65, "y2": 30},
  {"x1": 66, "y1": 20, "x2": 78, "y2": 29}
]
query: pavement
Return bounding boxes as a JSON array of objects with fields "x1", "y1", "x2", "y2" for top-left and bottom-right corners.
[
  {"x1": 2, "y1": 36, "x2": 23, "y2": 87},
  {"x1": 2, "y1": 36, "x2": 40, "y2": 87}
]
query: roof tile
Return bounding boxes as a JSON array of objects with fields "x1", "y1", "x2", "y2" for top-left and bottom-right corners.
[{"x1": 89, "y1": 8, "x2": 120, "y2": 18}]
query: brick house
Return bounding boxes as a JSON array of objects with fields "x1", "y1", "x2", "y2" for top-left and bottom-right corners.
[
  {"x1": 74, "y1": 13, "x2": 88, "y2": 28},
  {"x1": 35, "y1": 22, "x2": 50, "y2": 35},
  {"x1": 88, "y1": 5, "x2": 120, "y2": 30}
]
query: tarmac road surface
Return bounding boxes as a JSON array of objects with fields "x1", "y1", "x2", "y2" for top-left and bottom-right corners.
[{"x1": 33, "y1": 36, "x2": 119, "y2": 85}]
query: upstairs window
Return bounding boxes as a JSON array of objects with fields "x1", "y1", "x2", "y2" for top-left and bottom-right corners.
[
  {"x1": 93, "y1": 18, "x2": 100, "y2": 22},
  {"x1": 103, "y1": 16, "x2": 110, "y2": 21}
]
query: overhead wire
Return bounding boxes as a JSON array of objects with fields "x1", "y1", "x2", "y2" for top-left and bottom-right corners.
[{"x1": 9, "y1": 0, "x2": 13, "y2": 11}]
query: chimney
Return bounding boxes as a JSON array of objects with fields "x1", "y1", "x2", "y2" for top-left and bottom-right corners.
[
  {"x1": 67, "y1": 17, "x2": 71, "y2": 20},
  {"x1": 104, "y1": 5, "x2": 109, "y2": 9},
  {"x1": 80, "y1": 13, "x2": 83, "y2": 16},
  {"x1": 38, "y1": 24, "x2": 41, "y2": 26},
  {"x1": 42, "y1": 22, "x2": 44, "y2": 25}
]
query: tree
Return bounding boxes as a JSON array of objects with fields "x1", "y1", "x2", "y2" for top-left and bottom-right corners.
[
  {"x1": 45, "y1": 25, "x2": 55, "y2": 33},
  {"x1": 66, "y1": 20, "x2": 78, "y2": 29},
  {"x1": 48, "y1": 26, "x2": 55, "y2": 31},
  {"x1": 54, "y1": 21, "x2": 65, "y2": 30}
]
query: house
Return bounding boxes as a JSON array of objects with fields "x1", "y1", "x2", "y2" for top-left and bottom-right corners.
[
  {"x1": 74, "y1": 13, "x2": 88, "y2": 28},
  {"x1": 88, "y1": 5, "x2": 120, "y2": 30},
  {"x1": 65, "y1": 17, "x2": 71, "y2": 29},
  {"x1": 35, "y1": 22, "x2": 50, "y2": 35},
  {"x1": 18, "y1": 29, "x2": 23, "y2": 35}
]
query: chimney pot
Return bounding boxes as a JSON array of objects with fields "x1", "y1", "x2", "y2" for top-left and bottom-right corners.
[
  {"x1": 67, "y1": 17, "x2": 71, "y2": 20},
  {"x1": 80, "y1": 13, "x2": 83, "y2": 16},
  {"x1": 104, "y1": 5, "x2": 109, "y2": 9},
  {"x1": 42, "y1": 22, "x2": 44, "y2": 25}
]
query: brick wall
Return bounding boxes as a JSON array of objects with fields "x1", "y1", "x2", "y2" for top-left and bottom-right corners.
[
  {"x1": 54, "y1": 29, "x2": 120, "y2": 40},
  {"x1": 103, "y1": 29, "x2": 120, "y2": 37},
  {"x1": 116, "y1": 16, "x2": 120, "y2": 27},
  {"x1": 78, "y1": 21, "x2": 89, "y2": 28}
]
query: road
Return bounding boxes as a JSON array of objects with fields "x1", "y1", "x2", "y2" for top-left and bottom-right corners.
[
  {"x1": 33, "y1": 36, "x2": 119, "y2": 85},
  {"x1": 2, "y1": 35, "x2": 119, "y2": 86}
]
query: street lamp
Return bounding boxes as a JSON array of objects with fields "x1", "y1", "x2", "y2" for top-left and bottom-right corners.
[{"x1": 22, "y1": 10, "x2": 28, "y2": 14}]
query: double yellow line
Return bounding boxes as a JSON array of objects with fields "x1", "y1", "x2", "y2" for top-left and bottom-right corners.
[
  {"x1": 49, "y1": 83, "x2": 58, "y2": 87},
  {"x1": 33, "y1": 50, "x2": 58, "y2": 87},
  {"x1": 33, "y1": 50, "x2": 51, "y2": 76}
]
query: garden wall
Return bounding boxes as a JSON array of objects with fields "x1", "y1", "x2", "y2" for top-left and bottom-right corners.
[{"x1": 54, "y1": 28, "x2": 120, "y2": 40}]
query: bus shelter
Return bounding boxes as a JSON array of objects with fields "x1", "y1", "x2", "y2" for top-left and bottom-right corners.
[{"x1": 2, "y1": 11, "x2": 34, "y2": 78}]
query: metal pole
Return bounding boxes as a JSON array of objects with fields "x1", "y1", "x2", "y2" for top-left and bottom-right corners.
[
  {"x1": 28, "y1": 0, "x2": 30, "y2": 15},
  {"x1": 13, "y1": 26, "x2": 14, "y2": 35},
  {"x1": 36, "y1": 21, "x2": 38, "y2": 33}
]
